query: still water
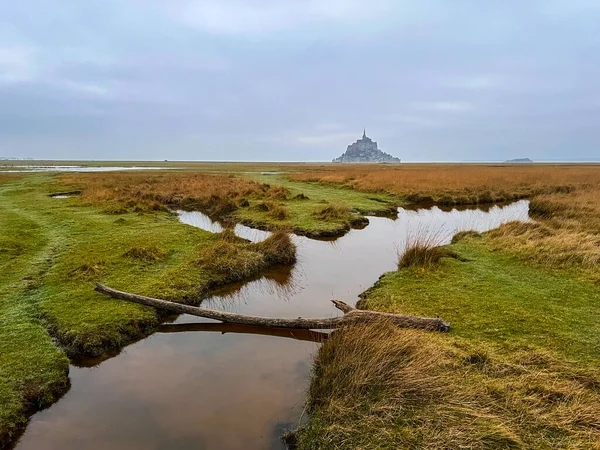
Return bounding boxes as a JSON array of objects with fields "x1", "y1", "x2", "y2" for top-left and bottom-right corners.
[
  {"x1": 14, "y1": 201, "x2": 530, "y2": 450},
  {"x1": 0, "y1": 165, "x2": 170, "y2": 173}
]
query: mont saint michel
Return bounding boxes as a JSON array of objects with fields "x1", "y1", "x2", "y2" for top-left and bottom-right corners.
[{"x1": 333, "y1": 130, "x2": 401, "y2": 163}]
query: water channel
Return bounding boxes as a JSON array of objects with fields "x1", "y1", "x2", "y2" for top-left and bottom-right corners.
[{"x1": 14, "y1": 201, "x2": 530, "y2": 450}]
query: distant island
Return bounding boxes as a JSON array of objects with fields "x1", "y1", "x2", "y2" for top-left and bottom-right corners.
[
  {"x1": 333, "y1": 130, "x2": 400, "y2": 163},
  {"x1": 506, "y1": 158, "x2": 534, "y2": 163}
]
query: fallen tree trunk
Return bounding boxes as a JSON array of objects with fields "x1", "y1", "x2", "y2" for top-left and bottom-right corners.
[{"x1": 94, "y1": 282, "x2": 450, "y2": 332}]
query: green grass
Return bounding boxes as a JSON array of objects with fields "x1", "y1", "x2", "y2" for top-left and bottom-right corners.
[
  {"x1": 0, "y1": 192, "x2": 70, "y2": 446},
  {"x1": 235, "y1": 175, "x2": 400, "y2": 237},
  {"x1": 0, "y1": 173, "x2": 296, "y2": 446},
  {"x1": 359, "y1": 236, "x2": 600, "y2": 363}
]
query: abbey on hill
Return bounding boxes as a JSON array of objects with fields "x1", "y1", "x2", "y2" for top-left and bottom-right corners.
[{"x1": 332, "y1": 130, "x2": 400, "y2": 163}]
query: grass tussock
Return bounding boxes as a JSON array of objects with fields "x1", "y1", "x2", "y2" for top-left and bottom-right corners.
[
  {"x1": 292, "y1": 322, "x2": 600, "y2": 450},
  {"x1": 267, "y1": 203, "x2": 289, "y2": 220},
  {"x1": 70, "y1": 261, "x2": 107, "y2": 279},
  {"x1": 311, "y1": 202, "x2": 369, "y2": 229},
  {"x1": 289, "y1": 164, "x2": 600, "y2": 205},
  {"x1": 196, "y1": 230, "x2": 296, "y2": 283},
  {"x1": 398, "y1": 237, "x2": 458, "y2": 269},
  {"x1": 248, "y1": 201, "x2": 290, "y2": 220},
  {"x1": 123, "y1": 246, "x2": 167, "y2": 262},
  {"x1": 254, "y1": 230, "x2": 296, "y2": 265},
  {"x1": 312, "y1": 202, "x2": 352, "y2": 221},
  {"x1": 451, "y1": 230, "x2": 481, "y2": 244},
  {"x1": 267, "y1": 185, "x2": 290, "y2": 200}
]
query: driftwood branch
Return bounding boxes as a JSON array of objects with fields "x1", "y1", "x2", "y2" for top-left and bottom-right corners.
[{"x1": 94, "y1": 283, "x2": 450, "y2": 332}]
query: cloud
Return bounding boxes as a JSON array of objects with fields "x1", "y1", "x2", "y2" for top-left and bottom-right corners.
[
  {"x1": 412, "y1": 102, "x2": 474, "y2": 113},
  {"x1": 0, "y1": 46, "x2": 37, "y2": 83},
  {"x1": 445, "y1": 75, "x2": 501, "y2": 90},
  {"x1": 295, "y1": 132, "x2": 358, "y2": 146},
  {"x1": 1, "y1": 0, "x2": 600, "y2": 161},
  {"x1": 380, "y1": 115, "x2": 440, "y2": 128},
  {"x1": 173, "y1": 0, "x2": 395, "y2": 35}
]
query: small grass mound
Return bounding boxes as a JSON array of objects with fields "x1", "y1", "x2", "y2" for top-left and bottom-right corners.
[
  {"x1": 196, "y1": 241, "x2": 265, "y2": 280},
  {"x1": 70, "y1": 262, "x2": 107, "y2": 279},
  {"x1": 267, "y1": 185, "x2": 290, "y2": 200},
  {"x1": 251, "y1": 201, "x2": 270, "y2": 212},
  {"x1": 292, "y1": 193, "x2": 310, "y2": 200},
  {"x1": 254, "y1": 231, "x2": 296, "y2": 265},
  {"x1": 196, "y1": 230, "x2": 296, "y2": 284},
  {"x1": 123, "y1": 246, "x2": 167, "y2": 262},
  {"x1": 398, "y1": 239, "x2": 458, "y2": 269},
  {"x1": 267, "y1": 203, "x2": 289, "y2": 220},
  {"x1": 312, "y1": 202, "x2": 352, "y2": 221},
  {"x1": 451, "y1": 230, "x2": 481, "y2": 244}
]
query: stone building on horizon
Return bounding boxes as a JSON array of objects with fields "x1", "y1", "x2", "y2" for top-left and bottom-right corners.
[{"x1": 332, "y1": 129, "x2": 400, "y2": 163}]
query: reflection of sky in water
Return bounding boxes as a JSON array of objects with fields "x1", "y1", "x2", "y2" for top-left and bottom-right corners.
[
  {"x1": 0, "y1": 165, "x2": 171, "y2": 172},
  {"x1": 15, "y1": 201, "x2": 530, "y2": 450},
  {"x1": 177, "y1": 210, "x2": 272, "y2": 243}
]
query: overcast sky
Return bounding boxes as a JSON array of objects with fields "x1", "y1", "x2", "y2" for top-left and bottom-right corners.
[{"x1": 1, "y1": 1, "x2": 599, "y2": 161}]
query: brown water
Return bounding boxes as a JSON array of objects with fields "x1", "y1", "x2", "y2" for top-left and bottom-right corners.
[{"x1": 14, "y1": 201, "x2": 530, "y2": 450}]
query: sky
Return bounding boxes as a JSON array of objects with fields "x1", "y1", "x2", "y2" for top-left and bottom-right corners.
[{"x1": 1, "y1": 1, "x2": 599, "y2": 162}]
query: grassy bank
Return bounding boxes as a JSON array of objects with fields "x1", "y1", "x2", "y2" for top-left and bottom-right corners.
[
  {"x1": 293, "y1": 231, "x2": 600, "y2": 448},
  {"x1": 61, "y1": 171, "x2": 398, "y2": 238},
  {"x1": 0, "y1": 173, "x2": 296, "y2": 447}
]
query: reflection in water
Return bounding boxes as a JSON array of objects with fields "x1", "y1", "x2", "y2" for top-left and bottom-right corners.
[
  {"x1": 177, "y1": 210, "x2": 272, "y2": 243},
  {"x1": 15, "y1": 201, "x2": 530, "y2": 450},
  {"x1": 0, "y1": 165, "x2": 171, "y2": 173},
  {"x1": 158, "y1": 323, "x2": 329, "y2": 343}
]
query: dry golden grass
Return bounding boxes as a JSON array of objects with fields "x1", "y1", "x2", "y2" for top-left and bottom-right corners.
[
  {"x1": 289, "y1": 164, "x2": 600, "y2": 204},
  {"x1": 0, "y1": 173, "x2": 22, "y2": 185},
  {"x1": 487, "y1": 185, "x2": 600, "y2": 277},
  {"x1": 267, "y1": 203, "x2": 289, "y2": 220},
  {"x1": 292, "y1": 321, "x2": 600, "y2": 450},
  {"x1": 60, "y1": 171, "x2": 264, "y2": 217}
]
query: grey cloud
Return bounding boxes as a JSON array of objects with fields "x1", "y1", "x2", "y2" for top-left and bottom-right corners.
[{"x1": 0, "y1": 1, "x2": 599, "y2": 161}]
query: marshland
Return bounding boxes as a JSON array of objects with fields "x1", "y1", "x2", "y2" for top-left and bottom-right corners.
[{"x1": 1, "y1": 163, "x2": 599, "y2": 449}]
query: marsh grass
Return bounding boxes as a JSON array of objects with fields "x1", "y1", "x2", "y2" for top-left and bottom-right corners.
[
  {"x1": 61, "y1": 171, "x2": 263, "y2": 217},
  {"x1": 196, "y1": 230, "x2": 296, "y2": 284},
  {"x1": 267, "y1": 185, "x2": 290, "y2": 200},
  {"x1": 292, "y1": 321, "x2": 600, "y2": 449},
  {"x1": 0, "y1": 174, "x2": 299, "y2": 445},
  {"x1": 289, "y1": 164, "x2": 600, "y2": 205},
  {"x1": 267, "y1": 203, "x2": 289, "y2": 220},
  {"x1": 398, "y1": 240, "x2": 459, "y2": 269},
  {"x1": 312, "y1": 202, "x2": 352, "y2": 220},
  {"x1": 451, "y1": 230, "x2": 481, "y2": 244},
  {"x1": 487, "y1": 186, "x2": 600, "y2": 275},
  {"x1": 398, "y1": 231, "x2": 460, "y2": 269}
]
